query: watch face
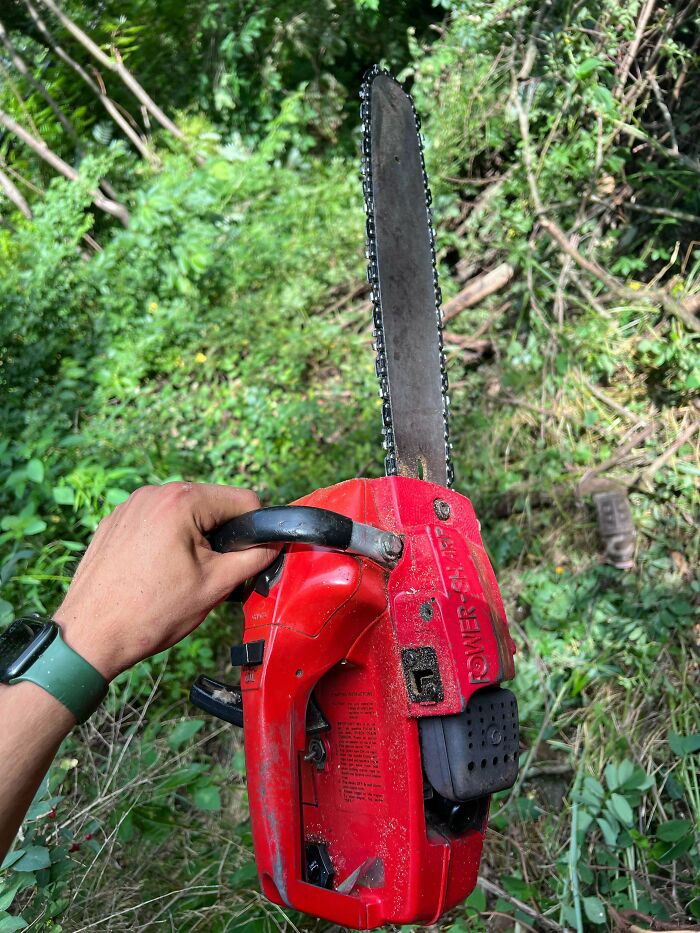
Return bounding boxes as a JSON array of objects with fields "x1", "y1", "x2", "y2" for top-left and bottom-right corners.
[{"x1": 0, "y1": 618, "x2": 57, "y2": 681}]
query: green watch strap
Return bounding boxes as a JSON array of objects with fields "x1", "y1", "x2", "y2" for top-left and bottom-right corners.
[{"x1": 11, "y1": 627, "x2": 108, "y2": 724}]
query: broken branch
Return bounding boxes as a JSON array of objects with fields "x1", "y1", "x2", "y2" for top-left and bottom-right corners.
[
  {"x1": 0, "y1": 107, "x2": 129, "y2": 225},
  {"x1": 442, "y1": 263, "x2": 514, "y2": 322}
]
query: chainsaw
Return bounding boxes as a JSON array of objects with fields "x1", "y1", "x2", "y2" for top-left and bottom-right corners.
[{"x1": 190, "y1": 67, "x2": 519, "y2": 929}]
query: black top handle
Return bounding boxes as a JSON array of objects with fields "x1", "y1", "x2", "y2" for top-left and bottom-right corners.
[{"x1": 208, "y1": 506, "x2": 403, "y2": 569}]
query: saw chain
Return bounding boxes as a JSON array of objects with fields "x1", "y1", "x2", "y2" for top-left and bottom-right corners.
[{"x1": 360, "y1": 65, "x2": 454, "y2": 487}]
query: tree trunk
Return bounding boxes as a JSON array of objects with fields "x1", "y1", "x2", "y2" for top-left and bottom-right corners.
[{"x1": 0, "y1": 107, "x2": 129, "y2": 225}]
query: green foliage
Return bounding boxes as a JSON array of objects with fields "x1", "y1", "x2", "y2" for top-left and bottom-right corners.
[{"x1": 2, "y1": 0, "x2": 438, "y2": 165}]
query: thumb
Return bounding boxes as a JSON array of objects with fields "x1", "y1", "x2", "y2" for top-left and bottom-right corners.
[{"x1": 207, "y1": 543, "x2": 282, "y2": 599}]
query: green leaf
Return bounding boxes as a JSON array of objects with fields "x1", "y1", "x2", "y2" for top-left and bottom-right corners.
[
  {"x1": 668, "y1": 732, "x2": 700, "y2": 757},
  {"x1": 168, "y1": 719, "x2": 204, "y2": 750},
  {"x1": 0, "y1": 877, "x2": 22, "y2": 912},
  {"x1": 513, "y1": 796, "x2": 542, "y2": 821},
  {"x1": 656, "y1": 819, "x2": 693, "y2": 842},
  {"x1": 575, "y1": 57, "x2": 602, "y2": 79},
  {"x1": 608, "y1": 793, "x2": 634, "y2": 826},
  {"x1": 0, "y1": 852, "x2": 24, "y2": 872},
  {"x1": 105, "y1": 488, "x2": 130, "y2": 506},
  {"x1": 583, "y1": 776, "x2": 604, "y2": 798},
  {"x1": 620, "y1": 768, "x2": 654, "y2": 792},
  {"x1": 229, "y1": 862, "x2": 258, "y2": 890},
  {"x1": 593, "y1": 86, "x2": 615, "y2": 113},
  {"x1": 52, "y1": 486, "x2": 75, "y2": 506},
  {"x1": 582, "y1": 775, "x2": 605, "y2": 800},
  {"x1": 0, "y1": 914, "x2": 28, "y2": 932},
  {"x1": 23, "y1": 519, "x2": 47, "y2": 536},
  {"x1": 597, "y1": 817, "x2": 618, "y2": 847},
  {"x1": 577, "y1": 810, "x2": 594, "y2": 838},
  {"x1": 655, "y1": 835, "x2": 693, "y2": 863},
  {"x1": 193, "y1": 784, "x2": 221, "y2": 812},
  {"x1": 583, "y1": 896, "x2": 606, "y2": 924},
  {"x1": 12, "y1": 846, "x2": 51, "y2": 872},
  {"x1": 502, "y1": 876, "x2": 532, "y2": 899},
  {"x1": 232, "y1": 748, "x2": 246, "y2": 775},
  {"x1": 26, "y1": 795, "x2": 62, "y2": 820},
  {"x1": 616, "y1": 760, "x2": 635, "y2": 787},
  {"x1": 26, "y1": 459, "x2": 44, "y2": 483},
  {"x1": 664, "y1": 775, "x2": 685, "y2": 800},
  {"x1": 465, "y1": 886, "x2": 487, "y2": 912},
  {"x1": 153, "y1": 765, "x2": 206, "y2": 795},
  {"x1": 0, "y1": 550, "x2": 33, "y2": 586},
  {"x1": 604, "y1": 763, "x2": 619, "y2": 790}
]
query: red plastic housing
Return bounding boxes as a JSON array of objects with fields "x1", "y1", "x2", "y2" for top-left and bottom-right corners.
[{"x1": 239, "y1": 476, "x2": 516, "y2": 928}]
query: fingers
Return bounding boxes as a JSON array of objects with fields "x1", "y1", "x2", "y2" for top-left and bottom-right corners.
[
  {"x1": 206, "y1": 544, "x2": 281, "y2": 600},
  {"x1": 161, "y1": 482, "x2": 262, "y2": 534}
]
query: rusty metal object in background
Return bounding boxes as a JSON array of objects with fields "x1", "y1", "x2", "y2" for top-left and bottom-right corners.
[{"x1": 593, "y1": 488, "x2": 636, "y2": 569}]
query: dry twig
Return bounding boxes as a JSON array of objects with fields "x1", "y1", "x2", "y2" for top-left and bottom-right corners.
[
  {"x1": 477, "y1": 876, "x2": 570, "y2": 933},
  {"x1": 638, "y1": 419, "x2": 700, "y2": 485}
]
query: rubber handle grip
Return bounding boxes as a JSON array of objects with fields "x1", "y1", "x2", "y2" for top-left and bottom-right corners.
[
  {"x1": 189, "y1": 675, "x2": 243, "y2": 727},
  {"x1": 208, "y1": 506, "x2": 354, "y2": 554}
]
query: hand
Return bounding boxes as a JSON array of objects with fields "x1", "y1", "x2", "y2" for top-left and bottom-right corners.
[{"x1": 53, "y1": 483, "x2": 277, "y2": 681}]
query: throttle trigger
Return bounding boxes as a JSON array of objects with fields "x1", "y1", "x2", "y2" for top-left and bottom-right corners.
[{"x1": 189, "y1": 675, "x2": 243, "y2": 726}]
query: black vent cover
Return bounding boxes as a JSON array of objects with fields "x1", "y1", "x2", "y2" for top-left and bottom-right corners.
[{"x1": 419, "y1": 686, "x2": 519, "y2": 802}]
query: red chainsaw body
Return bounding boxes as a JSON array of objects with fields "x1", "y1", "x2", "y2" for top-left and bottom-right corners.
[{"x1": 239, "y1": 475, "x2": 516, "y2": 928}]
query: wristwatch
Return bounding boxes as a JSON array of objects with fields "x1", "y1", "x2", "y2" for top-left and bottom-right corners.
[{"x1": 0, "y1": 616, "x2": 108, "y2": 723}]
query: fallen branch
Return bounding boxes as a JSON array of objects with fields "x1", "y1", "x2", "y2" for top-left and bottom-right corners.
[
  {"x1": 579, "y1": 423, "x2": 656, "y2": 488},
  {"x1": 523, "y1": 762, "x2": 574, "y2": 779},
  {"x1": 324, "y1": 281, "x2": 368, "y2": 316},
  {"x1": 443, "y1": 333, "x2": 492, "y2": 364},
  {"x1": 445, "y1": 173, "x2": 507, "y2": 187},
  {"x1": 477, "y1": 876, "x2": 570, "y2": 933},
  {"x1": 539, "y1": 217, "x2": 700, "y2": 333},
  {"x1": 0, "y1": 165, "x2": 32, "y2": 218},
  {"x1": 639, "y1": 418, "x2": 700, "y2": 485},
  {"x1": 591, "y1": 193, "x2": 700, "y2": 226},
  {"x1": 610, "y1": 905, "x2": 700, "y2": 933},
  {"x1": 0, "y1": 107, "x2": 129, "y2": 225},
  {"x1": 581, "y1": 376, "x2": 641, "y2": 424},
  {"x1": 612, "y1": 116, "x2": 700, "y2": 183},
  {"x1": 630, "y1": 927, "x2": 699, "y2": 933},
  {"x1": 442, "y1": 263, "x2": 514, "y2": 322}
]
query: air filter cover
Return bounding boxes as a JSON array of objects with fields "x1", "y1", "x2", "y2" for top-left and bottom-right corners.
[{"x1": 419, "y1": 686, "x2": 519, "y2": 802}]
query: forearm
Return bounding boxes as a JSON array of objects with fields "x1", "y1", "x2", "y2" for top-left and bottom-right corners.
[
  {"x1": 0, "y1": 483, "x2": 275, "y2": 864},
  {"x1": 0, "y1": 681, "x2": 74, "y2": 863}
]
